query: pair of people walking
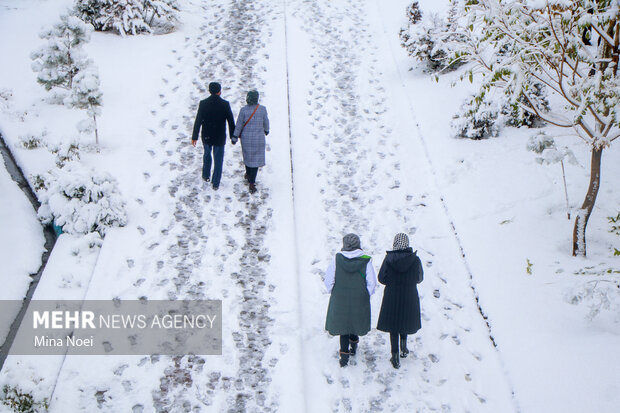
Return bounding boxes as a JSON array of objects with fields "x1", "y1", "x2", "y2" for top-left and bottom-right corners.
[
  {"x1": 324, "y1": 232, "x2": 423, "y2": 369},
  {"x1": 191, "y1": 82, "x2": 269, "y2": 194}
]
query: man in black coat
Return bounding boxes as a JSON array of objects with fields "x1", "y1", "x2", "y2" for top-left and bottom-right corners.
[{"x1": 191, "y1": 82, "x2": 235, "y2": 190}]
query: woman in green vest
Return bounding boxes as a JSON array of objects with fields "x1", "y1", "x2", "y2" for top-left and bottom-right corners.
[{"x1": 324, "y1": 233, "x2": 377, "y2": 367}]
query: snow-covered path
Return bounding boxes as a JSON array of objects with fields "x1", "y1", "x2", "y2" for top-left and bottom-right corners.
[
  {"x1": 285, "y1": 0, "x2": 517, "y2": 411},
  {"x1": 2, "y1": 0, "x2": 523, "y2": 411}
]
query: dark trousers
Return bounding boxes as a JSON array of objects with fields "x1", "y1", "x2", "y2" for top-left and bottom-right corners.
[
  {"x1": 339, "y1": 334, "x2": 359, "y2": 353},
  {"x1": 202, "y1": 144, "x2": 225, "y2": 187},
  {"x1": 389, "y1": 333, "x2": 407, "y2": 353},
  {"x1": 245, "y1": 166, "x2": 259, "y2": 184}
]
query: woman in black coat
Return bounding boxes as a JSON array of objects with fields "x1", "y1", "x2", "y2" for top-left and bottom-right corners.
[{"x1": 376, "y1": 233, "x2": 423, "y2": 369}]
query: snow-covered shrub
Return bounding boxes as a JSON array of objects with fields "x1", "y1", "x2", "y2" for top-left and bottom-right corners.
[
  {"x1": 566, "y1": 279, "x2": 620, "y2": 322},
  {"x1": 527, "y1": 131, "x2": 577, "y2": 219},
  {"x1": 454, "y1": 79, "x2": 549, "y2": 140},
  {"x1": 452, "y1": 92, "x2": 499, "y2": 139},
  {"x1": 1, "y1": 385, "x2": 49, "y2": 413},
  {"x1": 527, "y1": 132, "x2": 577, "y2": 166},
  {"x1": 502, "y1": 82, "x2": 549, "y2": 128},
  {"x1": 74, "y1": 0, "x2": 180, "y2": 36},
  {"x1": 49, "y1": 140, "x2": 81, "y2": 167},
  {"x1": 30, "y1": 15, "x2": 93, "y2": 95},
  {"x1": 37, "y1": 162, "x2": 127, "y2": 236},
  {"x1": 404, "y1": 1, "x2": 422, "y2": 25},
  {"x1": 399, "y1": 1, "x2": 465, "y2": 73},
  {"x1": 18, "y1": 133, "x2": 45, "y2": 150},
  {"x1": 30, "y1": 174, "x2": 47, "y2": 192},
  {"x1": 64, "y1": 69, "x2": 103, "y2": 144}
]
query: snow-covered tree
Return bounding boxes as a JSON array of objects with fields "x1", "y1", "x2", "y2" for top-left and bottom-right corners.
[
  {"x1": 399, "y1": 0, "x2": 466, "y2": 73},
  {"x1": 65, "y1": 69, "x2": 103, "y2": 145},
  {"x1": 37, "y1": 162, "x2": 127, "y2": 236},
  {"x1": 460, "y1": 0, "x2": 620, "y2": 256},
  {"x1": 30, "y1": 15, "x2": 92, "y2": 94},
  {"x1": 74, "y1": 0, "x2": 179, "y2": 36}
]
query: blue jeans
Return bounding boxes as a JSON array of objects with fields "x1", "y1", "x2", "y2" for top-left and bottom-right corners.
[{"x1": 202, "y1": 144, "x2": 225, "y2": 187}]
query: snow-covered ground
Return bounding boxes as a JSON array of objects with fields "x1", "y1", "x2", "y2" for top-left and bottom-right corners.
[
  {"x1": 0, "y1": 0, "x2": 618, "y2": 412},
  {"x1": 0, "y1": 154, "x2": 44, "y2": 342}
]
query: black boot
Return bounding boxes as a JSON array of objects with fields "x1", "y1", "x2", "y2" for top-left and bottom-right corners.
[
  {"x1": 390, "y1": 352, "x2": 400, "y2": 369},
  {"x1": 339, "y1": 351, "x2": 350, "y2": 367},
  {"x1": 400, "y1": 337, "x2": 409, "y2": 358},
  {"x1": 349, "y1": 338, "x2": 358, "y2": 356}
]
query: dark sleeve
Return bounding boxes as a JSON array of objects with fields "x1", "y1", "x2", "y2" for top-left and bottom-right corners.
[
  {"x1": 416, "y1": 258, "x2": 424, "y2": 284},
  {"x1": 226, "y1": 102, "x2": 235, "y2": 138},
  {"x1": 378, "y1": 259, "x2": 388, "y2": 285},
  {"x1": 192, "y1": 101, "x2": 203, "y2": 140}
]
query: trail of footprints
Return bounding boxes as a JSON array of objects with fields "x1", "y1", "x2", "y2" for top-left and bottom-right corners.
[
  {"x1": 151, "y1": 0, "x2": 279, "y2": 411},
  {"x1": 101, "y1": 0, "x2": 280, "y2": 411},
  {"x1": 292, "y1": 0, "x2": 492, "y2": 411},
  {"x1": 96, "y1": 0, "x2": 497, "y2": 410}
]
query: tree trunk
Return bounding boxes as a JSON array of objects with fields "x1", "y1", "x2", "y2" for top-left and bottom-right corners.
[
  {"x1": 93, "y1": 112, "x2": 99, "y2": 146},
  {"x1": 572, "y1": 146, "x2": 603, "y2": 256}
]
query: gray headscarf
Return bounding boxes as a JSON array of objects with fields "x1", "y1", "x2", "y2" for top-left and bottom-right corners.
[
  {"x1": 392, "y1": 233, "x2": 410, "y2": 251},
  {"x1": 342, "y1": 233, "x2": 361, "y2": 251},
  {"x1": 246, "y1": 90, "x2": 259, "y2": 105}
]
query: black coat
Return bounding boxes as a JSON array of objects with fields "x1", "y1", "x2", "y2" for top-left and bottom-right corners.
[
  {"x1": 376, "y1": 248, "x2": 423, "y2": 334},
  {"x1": 192, "y1": 95, "x2": 235, "y2": 146}
]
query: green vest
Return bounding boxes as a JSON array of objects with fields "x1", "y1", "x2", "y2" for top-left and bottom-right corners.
[{"x1": 325, "y1": 253, "x2": 371, "y2": 336}]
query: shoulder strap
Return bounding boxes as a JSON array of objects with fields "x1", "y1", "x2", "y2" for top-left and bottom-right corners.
[{"x1": 239, "y1": 105, "x2": 260, "y2": 137}]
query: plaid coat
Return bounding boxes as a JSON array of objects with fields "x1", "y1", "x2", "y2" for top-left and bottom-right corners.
[{"x1": 233, "y1": 104, "x2": 269, "y2": 167}]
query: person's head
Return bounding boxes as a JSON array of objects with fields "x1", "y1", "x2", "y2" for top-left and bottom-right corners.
[
  {"x1": 392, "y1": 233, "x2": 410, "y2": 251},
  {"x1": 342, "y1": 233, "x2": 361, "y2": 251},
  {"x1": 246, "y1": 90, "x2": 259, "y2": 105},
  {"x1": 209, "y1": 82, "x2": 222, "y2": 95}
]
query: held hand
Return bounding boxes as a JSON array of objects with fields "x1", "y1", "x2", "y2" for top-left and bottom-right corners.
[
  {"x1": 231, "y1": 136, "x2": 238, "y2": 145},
  {"x1": 191, "y1": 139, "x2": 197, "y2": 147}
]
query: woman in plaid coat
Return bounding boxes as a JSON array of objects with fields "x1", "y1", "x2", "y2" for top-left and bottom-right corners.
[{"x1": 232, "y1": 90, "x2": 270, "y2": 194}]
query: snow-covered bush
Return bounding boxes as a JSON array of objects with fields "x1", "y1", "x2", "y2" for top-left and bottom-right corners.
[
  {"x1": 18, "y1": 133, "x2": 45, "y2": 150},
  {"x1": 527, "y1": 132, "x2": 577, "y2": 166},
  {"x1": 74, "y1": 0, "x2": 180, "y2": 36},
  {"x1": 1, "y1": 385, "x2": 48, "y2": 413},
  {"x1": 399, "y1": 1, "x2": 465, "y2": 73},
  {"x1": 64, "y1": 69, "x2": 103, "y2": 144},
  {"x1": 502, "y1": 82, "x2": 549, "y2": 128},
  {"x1": 452, "y1": 92, "x2": 499, "y2": 139},
  {"x1": 37, "y1": 162, "x2": 127, "y2": 236},
  {"x1": 49, "y1": 140, "x2": 81, "y2": 167},
  {"x1": 30, "y1": 15, "x2": 93, "y2": 95},
  {"x1": 527, "y1": 131, "x2": 577, "y2": 219},
  {"x1": 566, "y1": 279, "x2": 620, "y2": 322},
  {"x1": 453, "y1": 78, "x2": 549, "y2": 140}
]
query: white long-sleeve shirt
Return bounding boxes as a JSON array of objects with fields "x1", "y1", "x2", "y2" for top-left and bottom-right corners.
[{"x1": 324, "y1": 249, "x2": 377, "y2": 296}]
